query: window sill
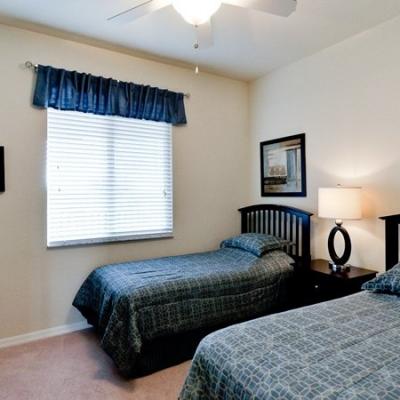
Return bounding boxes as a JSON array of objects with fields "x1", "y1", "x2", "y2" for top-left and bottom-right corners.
[{"x1": 47, "y1": 232, "x2": 174, "y2": 248}]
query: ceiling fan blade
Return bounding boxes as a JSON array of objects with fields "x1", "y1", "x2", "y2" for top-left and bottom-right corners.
[
  {"x1": 224, "y1": 0, "x2": 297, "y2": 17},
  {"x1": 195, "y1": 20, "x2": 214, "y2": 49},
  {"x1": 108, "y1": 0, "x2": 171, "y2": 23}
]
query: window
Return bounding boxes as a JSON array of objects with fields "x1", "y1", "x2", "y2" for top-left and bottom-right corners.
[{"x1": 47, "y1": 109, "x2": 173, "y2": 247}]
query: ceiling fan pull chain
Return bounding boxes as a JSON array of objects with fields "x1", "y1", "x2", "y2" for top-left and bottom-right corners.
[{"x1": 193, "y1": 26, "x2": 200, "y2": 74}]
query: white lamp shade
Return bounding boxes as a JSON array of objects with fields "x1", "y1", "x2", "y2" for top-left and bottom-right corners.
[
  {"x1": 172, "y1": 0, "x2": 222, "y2": 25},
  {"x1": 318, "y1": 187, "x2": 362, "y2": 220}
]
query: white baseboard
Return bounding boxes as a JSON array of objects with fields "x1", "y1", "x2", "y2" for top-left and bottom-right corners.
[{"x1": 0, "y1": 321, "x2": 91, "y2": 349}]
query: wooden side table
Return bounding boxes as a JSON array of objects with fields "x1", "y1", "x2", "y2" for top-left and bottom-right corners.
[{"x1": 302, "y1": 259, "x2": 377, "y2": 305}]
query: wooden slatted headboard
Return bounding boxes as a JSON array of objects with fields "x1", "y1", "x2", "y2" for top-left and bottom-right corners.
[
  {"x1": 239, "y1": 204, "x2": 313, "y2": 268},
  {"x1": 380, "y1": 214, "x2": 400, "y2": 270}
]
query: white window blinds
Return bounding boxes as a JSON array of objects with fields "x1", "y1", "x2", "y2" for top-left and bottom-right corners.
[{"x1": 47, "y1": 109, "x2": 173, "y2": 247}]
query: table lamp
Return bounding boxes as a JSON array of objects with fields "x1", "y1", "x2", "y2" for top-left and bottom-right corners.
[{"x1": 318, "y1": 186, "x2": 362, "y2": 272}]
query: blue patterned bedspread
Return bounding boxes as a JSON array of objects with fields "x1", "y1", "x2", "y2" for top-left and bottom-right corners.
[
  {"x1": 73, "y1": 248, "x2": 293, "y2": 376},
  {"x1": 180, "y1": 291, "x2": 400, "y2": 400}
]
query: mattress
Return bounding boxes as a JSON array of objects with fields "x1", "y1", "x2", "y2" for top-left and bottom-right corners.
[
  {"x1": 180, "y1": 291, "x2": 400, "y2": 399},
  {"x1": 73, "y1": 247, "x2": 293, "y2": 376}
]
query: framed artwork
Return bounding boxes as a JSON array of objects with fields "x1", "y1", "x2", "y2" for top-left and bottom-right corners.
[
  {"x1": 260, "y1": 133, "x2": 306, "y2": 197},
  {"x1": 0, "y1": 146, "x2": 4, "y2": 192}
]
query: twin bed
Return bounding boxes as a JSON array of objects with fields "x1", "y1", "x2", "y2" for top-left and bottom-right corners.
[
  {"x1": 180, "y1": 214, "x2": 400, "y2": 400},
  {"x1": 73, "y1": 204, "x2": 312, "y2": 377},
  {"x1": 180, "y1": 291, "x2": 400, "y2": 399}
]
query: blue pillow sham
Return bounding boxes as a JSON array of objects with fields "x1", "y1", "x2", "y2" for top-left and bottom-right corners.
[
  {"x1": 220, "y1": 233, "x2": 289, "y2": 257},
  {"x1": 362, "y1": 263, "x2": 400, "y2": 294}
]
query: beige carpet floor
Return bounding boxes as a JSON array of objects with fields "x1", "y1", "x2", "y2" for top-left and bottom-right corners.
[{"x1": 0, "y1": 329, "x2": 191, "y2": 400}]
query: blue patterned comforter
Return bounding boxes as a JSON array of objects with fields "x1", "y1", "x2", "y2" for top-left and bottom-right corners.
[
  {"x1": 180, "y1": 291, "x2": 400, "y2": 400},
  {"x1": 73, "y1": 248, "x2": 293, "y2": 376}
]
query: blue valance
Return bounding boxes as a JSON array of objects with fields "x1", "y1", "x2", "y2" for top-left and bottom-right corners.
[{"x1": 33, "y1": 65, "x2": 187, "y2": 125}]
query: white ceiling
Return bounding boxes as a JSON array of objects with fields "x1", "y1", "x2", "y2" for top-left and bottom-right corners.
[{"x1": 1, "y1": 0, "x2": 400, "y2": 80}]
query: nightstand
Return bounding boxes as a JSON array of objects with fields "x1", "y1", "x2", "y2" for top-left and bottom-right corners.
[{"x1": 302, "y1": 259, "x2": 377, "y2": 306}]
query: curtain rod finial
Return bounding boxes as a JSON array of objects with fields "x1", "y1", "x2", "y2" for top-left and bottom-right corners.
[{"x1": 25, "y1": 61, "x2": 38, "y2": 71}]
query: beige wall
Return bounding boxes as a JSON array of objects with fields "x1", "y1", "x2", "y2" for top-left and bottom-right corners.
[
  {"x1": 250, "y1": 16, "x2": 400, "y2": 272},
  {"x1": 0, "y1": 24, "x2": 249, "y2": 339}
]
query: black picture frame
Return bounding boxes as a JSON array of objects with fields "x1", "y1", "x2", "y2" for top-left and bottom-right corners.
[
  {"x1": 260, "y1": 133, "x2": 306, "y2": 197},
  {"x1": 0, "y1": 146, "x2": 4, "y2": 193}
]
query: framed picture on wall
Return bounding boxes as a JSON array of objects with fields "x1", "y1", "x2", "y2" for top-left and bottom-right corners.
[
  {"x1": 260, "y1": 133, "x2": 306, "y2": 197},
  {"x1": 0, "y1": 146, "x2": 4, "y2": 192}
]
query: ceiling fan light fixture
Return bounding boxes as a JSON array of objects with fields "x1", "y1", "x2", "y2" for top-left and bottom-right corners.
[{"x1": 172, "y1": 0, "x2": 222, "y2": 25}]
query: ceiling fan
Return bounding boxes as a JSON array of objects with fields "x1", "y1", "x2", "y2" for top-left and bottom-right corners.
[{"x1": 108, "y1": 0, "x2": 297, "y2": 49}]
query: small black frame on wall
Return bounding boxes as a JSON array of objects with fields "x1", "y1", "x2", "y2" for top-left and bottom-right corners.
[
  {"x1": 260, "y1": 133, "x2": 306, "y2": 197},
  {"x1": 0, "y1": 146, "x2": 4, "y2": 192}
]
